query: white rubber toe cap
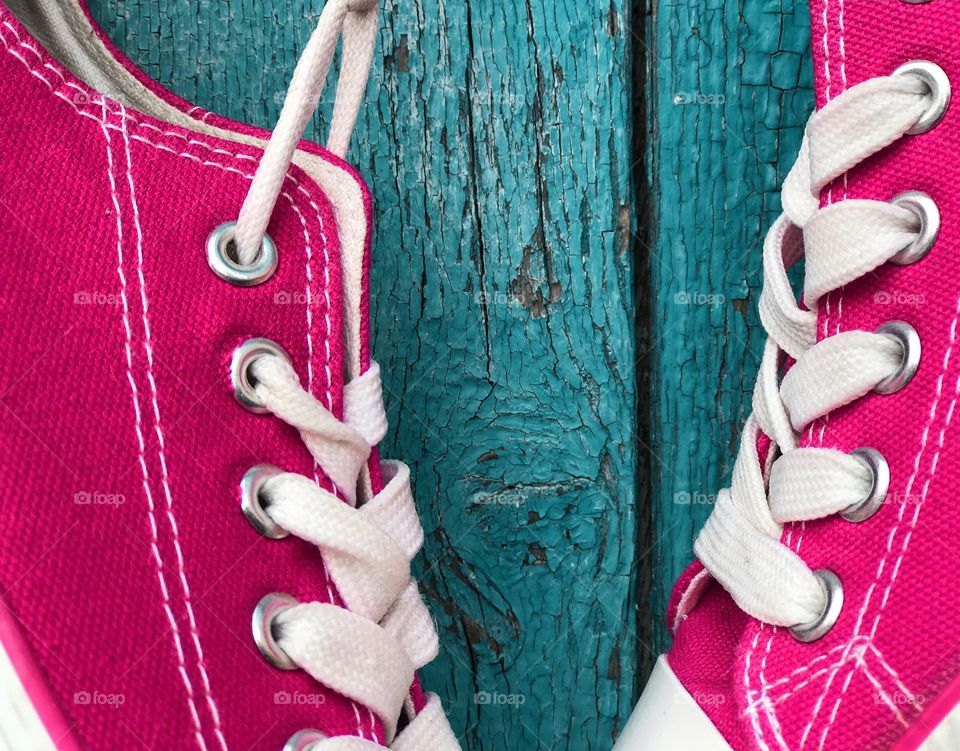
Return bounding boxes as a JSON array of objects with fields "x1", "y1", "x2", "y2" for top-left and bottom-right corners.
[{"x1": 613, "y1": 655, "x2": 732, "y2": 751}]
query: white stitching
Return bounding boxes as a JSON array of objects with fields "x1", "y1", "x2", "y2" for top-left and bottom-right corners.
[
  {"x1": 748, "y1": 656, "x2": 847, "y2": 713},
  {"x1": 867, "y1": 643, "x2": 917, "y2": 709},
  {"x1": 815, "y1": 658, "x2": 857, "y2": 751},
  {"x1": 0, "y1": 12, "x2": 383, "y2": 744},
  {"x1": 0, "y1": 24, "x2": 336, "y2": 417},
  {"x1": 811, "y1": 7, "x2": 851, "y2": 741},
  {"x1": 759, "y1": 642, "x2": 852, "y2": 694},
  {"x1": 0, "y1": 18, "x2": 337, "y2": 414},
  {"x1": 117, "y1": 104, "x2": 229, "y2": 751},
  {"x1": 868, "y1": 302, "x2": 960, "y2": 632},
  {"x1": 860, "y1": 659, "x2": 909, "y2": 729},
  {"x1": 750, "y1": 3, "x2": 836, "y2": 745},
  {"x1": 96, "y1": 98, "x2": 209, "y2": 751},
  {"x1": 811, "y1": 277, "x2": 960, "y2": 751},
  {"x1": 745, "y1": 628, "x2": 776, "y2": 751},
  {"x1": 797, "y1": 4, "x2": 859, "y2": 746},
  {"x1": 858, "y1": 303, "x2": 960, "y2": 632}
]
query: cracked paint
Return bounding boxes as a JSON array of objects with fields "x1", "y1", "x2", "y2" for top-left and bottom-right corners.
[
  {"x1": 642, "y1": 0, "x2": 814, "y2": 655},
  {"x1": 91, "y1": 0, "x2": 638, "y2": 748}
]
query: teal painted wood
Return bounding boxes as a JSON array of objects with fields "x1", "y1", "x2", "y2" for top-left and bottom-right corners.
[
  {"x1": 644, "y1": 0, "x2": 814, "y2": 651},
  {"x1": 86, "y1": 1, "x2": 638, "y2": 749}
]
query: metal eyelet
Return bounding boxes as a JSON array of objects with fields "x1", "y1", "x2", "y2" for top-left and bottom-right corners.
[
  {"x1": 889, "y1": 191, "x2": 940, "y2": 265},
  {"x1": 874, "y1": 321, "x2": 921, "y2": 395},
  {"x1": 206, "y1": 221, "x2": 278, "y2": 286},
  {"x1": 841, "y1": 448, "x2": 890, "y2": 523},
  {"x1": 230, "y1": 338, "x2": 292, "y2": 413},
  {"x1": 893, "y1": 60, "x2": 951, "y2": 134},
  {"x1": 252, "y1": 593, "x2": 299, "y2": 670},
  {"x1": 790, "y1": 569, "x2": 844, "y2": 643},
  {"x1": 900, "y1": 0, "x2": 935, "y2": 4},
  {"x1": 240, "y1": 465, "x2": 288, "y2": 539},
  {"x1": 283, "y1": 730, "x2": 328, "y2": 751}
]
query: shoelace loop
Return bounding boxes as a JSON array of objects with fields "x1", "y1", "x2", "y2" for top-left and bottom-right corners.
[
  {"x1": 694, "y1": 67, "x2": 944, "y2": 637},
  {"x1": 233, "y1": 0, "x2": 379, "y2": 265},
  {"x1": 247, "y1": 350, "x2": 456, "y2": 749}
]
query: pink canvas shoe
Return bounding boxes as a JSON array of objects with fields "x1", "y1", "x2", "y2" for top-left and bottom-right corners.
[
  {"x1": 617, "y1": 1, "x2": 960, "y2": 750},
  {"x1": 0, "y1": 1, "x2": 459, "y2": 749}
]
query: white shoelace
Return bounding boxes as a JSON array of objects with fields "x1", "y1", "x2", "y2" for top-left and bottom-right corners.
[
  {"x1": 224, "y1": 2, "x2": 459, "y2": 744},
  {"x1": 233, "y1": 0, "x2": 379, "y2": 264},
  {"x1": 694, "y1": 72, "x2": 935, "y2": 630},
  {"x1": 251, "y1": 356, "x2": 459, "y2": 749}
]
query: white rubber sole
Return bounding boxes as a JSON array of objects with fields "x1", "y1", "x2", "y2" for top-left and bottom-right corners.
[
  {"x1": 615, "y1": 655, "x2": 960, "y2": 751},
  {"x1": 0, "y1": 623, "x2": 57, "y2": 751},
  {"x1": 920, "y1": 715, "x2": 960, "y2": 751},
  {"x1": 614, "y1": 655, "x2": 732, "y2": 751}
]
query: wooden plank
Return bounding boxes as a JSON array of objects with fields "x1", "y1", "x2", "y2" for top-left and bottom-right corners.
[
  {"x1": 643, "y1": 0, "x2": 814, "y2": 651},
  {"x1": 87, "y1": 1, "x2": 638, "y2": 747}
]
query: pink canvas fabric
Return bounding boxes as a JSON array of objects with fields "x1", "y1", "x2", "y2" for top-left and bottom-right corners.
[
  {"x1": 0, "y1": 5, "x2": 408, "y2": 749},
  {"x1": 669, "y1": 1, "x2": 960, "y2": 749},
  {"x1": 74, "y1": 0, "x2": 392, "y2": 508}
]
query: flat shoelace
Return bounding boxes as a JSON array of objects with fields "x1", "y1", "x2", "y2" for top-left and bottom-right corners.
[
  {"x1": 252, "y1": 357, "x2": 459, "y2": 748},
  {"x1": 308, "y1": 694, "x2": 458, "y2": 750},
  {"x1": 694, "y1": 72, "x2": 933, "y2": 629},
  {"x1": 220, "y1": 1, "x2": 460, "y2": 745}
]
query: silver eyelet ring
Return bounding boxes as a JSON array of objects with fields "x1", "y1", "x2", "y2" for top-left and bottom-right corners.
[
  {"x1": 841, "y1": 448, "x2": 890, "y2": 523},
  {"x1": 252, "y1": 593, "x2": 299, "y2": 670},
  {"x1": 893, "y1": 60, "x2": 951, "y2": 135},
  {"x1": 790, "y1": 569, "x2": 844, "y2": 643},
  {"x1": 889, "y1": 191, "x2": 940, "y2": 265},
  {"x1": 874, "y1": 321, "x2": 921, "y2": 395},
  {"x1": 230, "y1": 338, "x2": 292, "y2": 413},
  {"x1": 900, "y1": 0, "x2": 935, "y2": 4},
  {"x1": 240, "y1": 465, "x2": 288, "y2": 539},
  {"x1": 283, "y1": 730, "x2": 328, "y2": 751},
  {"x1": 206, "y1": 221, "x2": 278, "y2": 287}
]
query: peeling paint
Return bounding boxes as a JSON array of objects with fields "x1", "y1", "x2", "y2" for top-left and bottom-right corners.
[
  {"x1": 90, "y1": 0, "x2": 639, "y2": 747},
  {"x1": 644, "y1": 0, "x2": 814, "y2": 653}
]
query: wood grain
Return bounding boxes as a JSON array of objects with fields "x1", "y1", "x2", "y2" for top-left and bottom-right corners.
[
  {"x1": 86, "y1": 1, "x2": 638, "y2": 748},
  {"x1": 642, "y1": 0, "x2": 814, "y2": 651}
]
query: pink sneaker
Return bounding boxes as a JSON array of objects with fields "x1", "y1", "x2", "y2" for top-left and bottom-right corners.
[
  {"x1": 618, "y1": 2, "x2": 960, "y2": 750},
  {"x1": 0, "y1": 1, "x2": 458, "y2": 749}
]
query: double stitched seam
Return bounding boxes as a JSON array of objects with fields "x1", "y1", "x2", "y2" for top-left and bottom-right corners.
[
  {"x1": 803, "y1": 2, "x2": 854, "y2": 747},
  {"x1": 96, "y1": 100, "x2": 213, "y2": 751},
  {"x1": 746, "y1": 0, "x2": 840, "y2": 742},
  {"x1": 745, "y1": 281, "x2": 960, "y2": 750},
  {"x1": 744, "y1": 2, "x2": 837, "y2": 745},
  {"x1": 0, "y1": 12, "x2": 388, "y2": 746},
  {"x1": 119, "y1": 103, "x2": 231, "y2": 751},
  {"x1": 0, "y1": 17, "x2": 383, "y2": 742},
  {"x1": 747, "y1": 3, "x2": 857, "y2": 747},
  {"x1": 811, "y1": 291, "x2": 960, "y2": 750}
]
